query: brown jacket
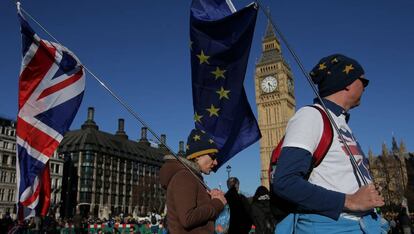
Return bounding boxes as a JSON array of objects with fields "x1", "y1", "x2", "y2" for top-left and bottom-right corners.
[{"x1": 160, "y1": 155, "x2": 224, "y2": 234}]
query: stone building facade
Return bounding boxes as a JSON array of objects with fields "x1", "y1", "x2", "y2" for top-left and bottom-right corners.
[
  {"x1": 0, "y1": 117, "x2": 17, "y2": 219},
  {"x1": 368, "y1": 137, "x2": 413, "y2": 211},
  {"x1": 58, "y1": 107, "x2": 172, "y2": 219}
]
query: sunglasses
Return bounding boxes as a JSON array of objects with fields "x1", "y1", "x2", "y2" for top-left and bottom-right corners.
[
  {"x1": 208, "y1": 154, "x2": 217, "y2": 161},
  {"x1": 359, "y1": 77, "x2": 369, "y2": 87}
]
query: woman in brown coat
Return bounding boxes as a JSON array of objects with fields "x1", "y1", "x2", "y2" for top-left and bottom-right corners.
[{"x1": 160, "y1": 129, "x2": 227, "y2": 234}]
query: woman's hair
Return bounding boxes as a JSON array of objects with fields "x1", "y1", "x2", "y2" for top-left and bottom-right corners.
[{"x1": 253, "y1": 185, "x2": 270, "y2": 201}]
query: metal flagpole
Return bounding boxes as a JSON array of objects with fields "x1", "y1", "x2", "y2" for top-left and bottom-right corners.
[
  {"x1": 15, "y1": 2, "x2": 211, "y2": 190},
  {"x1": 255, "y1": 0, "x2": 368, "y2": 186}
]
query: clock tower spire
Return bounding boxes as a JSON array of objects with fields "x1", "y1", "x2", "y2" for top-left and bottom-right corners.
[{"x1": 254, "y1": 18, "x2": 296, "y2": 188}]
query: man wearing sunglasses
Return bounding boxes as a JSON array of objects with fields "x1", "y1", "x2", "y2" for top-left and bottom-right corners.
[
  {"x1": 272, "y1": 54, "x2": 386, "y2": 233},
  {"x1": 160, "y1": 128, "x2": 227, "y2": 233}
]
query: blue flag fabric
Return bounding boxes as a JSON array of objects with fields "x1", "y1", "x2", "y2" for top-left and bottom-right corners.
[{"x1": 190, "y1": 0, "x2": 261, "y2": 169}]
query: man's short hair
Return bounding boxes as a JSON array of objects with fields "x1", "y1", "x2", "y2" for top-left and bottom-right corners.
[{"x1": 227, "y1": 177, "x2": 239, "y2": 189}]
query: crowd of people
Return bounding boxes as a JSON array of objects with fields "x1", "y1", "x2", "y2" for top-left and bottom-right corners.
[
  {"x1": 1, "y1": 182, "x2": 412, "y2": 234},
  {"x1": 0, "y1": 212, "x2": 168, "y2": 234}
]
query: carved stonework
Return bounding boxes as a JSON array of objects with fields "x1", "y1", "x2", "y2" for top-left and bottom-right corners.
[{"x1": 369, "y1": 140, "x2": 412, "y2": 210}]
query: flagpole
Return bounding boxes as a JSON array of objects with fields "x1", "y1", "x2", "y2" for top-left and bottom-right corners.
[
  {"x1": 15, "y1": 3, "x2": 211, "y2": 190},
  {"x1": 254, "y1": 0, "x2": 368, "y2": 186}
]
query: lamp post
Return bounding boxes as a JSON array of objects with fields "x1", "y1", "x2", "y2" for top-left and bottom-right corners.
[{"x1": 226, "y1": 165, "x2": 231, "y2": 179}]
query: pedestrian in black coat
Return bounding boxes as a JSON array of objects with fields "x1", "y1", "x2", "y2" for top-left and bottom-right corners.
[
  {"x1": 225, "y1": 177, "x2": 252, "y2": 234},
  {"x1": 250, "y1": 186, "x2": 277, "y2": 234}
]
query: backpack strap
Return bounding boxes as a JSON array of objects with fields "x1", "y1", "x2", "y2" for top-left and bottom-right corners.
[
  {"x1": 310, "y1": 105, "x2": 334, "y2": 167},
  {"x1": 268, "y1": 136, "x2": 284, "y2": 183}
]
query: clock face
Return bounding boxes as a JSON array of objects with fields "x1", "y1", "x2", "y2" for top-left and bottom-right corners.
[{"x1": 261, "y1": 76, "x2": 277, "y2": 93}]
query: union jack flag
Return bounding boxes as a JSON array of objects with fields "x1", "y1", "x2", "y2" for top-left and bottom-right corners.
[{"x1": 16, "y1": 10, "x2": 85, "y2": 220}]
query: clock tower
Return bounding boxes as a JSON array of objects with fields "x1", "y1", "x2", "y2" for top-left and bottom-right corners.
[{"x1": 254, "y1": 20, "x2": 296, "y2": 187}]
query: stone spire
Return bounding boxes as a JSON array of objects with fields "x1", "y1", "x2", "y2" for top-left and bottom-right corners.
[
  {"x1": 368, "y1": 147, "x2": 375, "y2": 164},
  {"x1": 258, "y1": 8, "x2": 282, "y2": 65},
  {"x1": 399, "y1": 139, "x2": 407, "y2": 155},
  {"x1": 381, "y1": 142, "x2": 389, "y2": 157},
  {"x1": 264, "y1": 8, "x2": 276, "y2": 39},
  {"x1": 391, "y1": 136, "x2": 399, "y2": 155}
]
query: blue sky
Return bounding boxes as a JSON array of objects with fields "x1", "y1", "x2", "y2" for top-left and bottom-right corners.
[{"x1": 1, "y1": 0, "x2": 413, "y2": 195}]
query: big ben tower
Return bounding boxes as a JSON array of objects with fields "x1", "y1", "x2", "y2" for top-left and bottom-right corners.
[{"x1": 254, "y1": 19, "x2": 296, "y2": 187}]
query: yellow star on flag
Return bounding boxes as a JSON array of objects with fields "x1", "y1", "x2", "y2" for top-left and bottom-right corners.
[
  {"x1": 197, "y1": 50, "x2": 210, "y2": 64},
  {"x1": 343, "y1": 64, "x2": 354, "y2": 74},
  {"x1": 208, "y1": 139, "x2": 214, "y2": 144},
  {"x1": 318, "y1": 63, "x2": 327, "y2": 70},
  {"x1": 193, "y1": 134, "x2": 201, "y2": 141},
  {"x1": 216, "y1": 87, "x2": 230, "y2": 100},
  {"x1": 331, "y1": 58, "x2": 338, "y2": 63},
  {"x1": 194, "y1": 112, "x2": 203, "y2": 123},
  {"x1": 211, "y1": 67, "x2": 226, "y2": 79},
  {"x1": 206, "y1": 104, "x2": 220, "y2": 117}
]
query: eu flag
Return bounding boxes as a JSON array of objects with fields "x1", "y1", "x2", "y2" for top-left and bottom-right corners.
[{"x1": 190, "y1": 0, "x2": 261, "y2": 169}]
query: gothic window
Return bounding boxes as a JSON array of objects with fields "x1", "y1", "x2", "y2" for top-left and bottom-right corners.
[
  {"x1": 80, "y1": 192, "x2": 92, "y2": 203},
  {"x1": 80, "y1": 178, "x2": 93, "y2": 189},
  {"x1": 7, "y1": 189, "x2": 15, "y2": 202},
  {"x1": 103, "y1": 193, "x2": 108, "y2": 204},
  {"x1": 84, "y1": 151, "x2": 94, "y2": 163},
  {"x1": 0, "y1": 188, "x2": 4, "y2": 201},
  {"x1": 51, "y1": 178, "x2": 56, "y2": 189},
  {"x1": 0, "y1": 171, "x2": 7, "y2": 182},
  {"x1": 119, "y1": 173, "x2": 124, "y2": 183},
  {"x1": 139, "y1": 164, "x2": 143, "y2": 176},
  {"x1": 96, "y1": 180, "x2": 102, "y2": 188},
  {"x1": 55, "y1": 164, "x2": 60, "y2": 174},
  {"x1": 2, "y1": 154, "x2": 9, "y2": 164},
  {"x1": 10, "y1": 173, "x2": 16, "y2": 183},
  {"x1": 95, "y1": 193, "x2": 101, "y2": 204},
  {"x1": 105, "y1": 156, "x2": 111, "y2": 166},
  {"x1": 97, "y1": 155, "x2": 103, "y2": 164},
  {"x1": 81, "y1": 166, "x2": 93, "y2": 180},
  {"x1": 111, "y1": 181, "x2": 117, "y2": 191}
]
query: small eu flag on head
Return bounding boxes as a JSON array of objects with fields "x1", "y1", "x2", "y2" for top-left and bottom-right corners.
[{"x1": 190, "y1": 0, "x2": 261, "y2": 169}]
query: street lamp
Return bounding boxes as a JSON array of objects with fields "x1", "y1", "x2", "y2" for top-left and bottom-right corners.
[{"x1": 226, "y1": 165, "x2": 231, "y2": 179}]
